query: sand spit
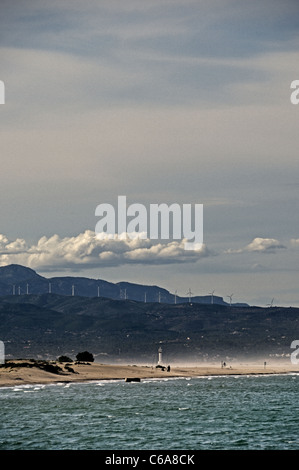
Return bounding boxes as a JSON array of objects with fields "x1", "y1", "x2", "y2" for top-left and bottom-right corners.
[{"x1": 0, "y1": 359, "x2": 298, "y2": 387}]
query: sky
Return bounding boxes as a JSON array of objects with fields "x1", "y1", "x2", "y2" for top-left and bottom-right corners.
[{"x1": 0, "y1": 0, "x2": 299, "y2": 306}]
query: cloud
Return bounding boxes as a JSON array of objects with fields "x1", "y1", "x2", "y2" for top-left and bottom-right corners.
[
  {"x1": 0, "y1": 231, "x2": 211, "y2": 270},
  {"x1": 226, "y1": 237, "x2": 286, "y2": 254},
  {"x1": 246, "y1": 238, "x2": 286, "y2": 253},
  {"x1": 0, "y1": 234, "x2": 28, "y2": 255},
  {"x1": 291, "y1": 239, "x2": 299, "y2": 246}
]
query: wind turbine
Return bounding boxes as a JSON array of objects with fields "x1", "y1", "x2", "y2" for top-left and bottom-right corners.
[
  {"x1": 174, "y1": 289, "x2": 178, "y2": 305},
  {"x1": 120, "y1": 288, "x2": 127, "y2": 300},
  {"x1": 209, "y1": 290, "x2": 215, "y2": 304},
  {"x1": 186, "y1": 288, "x2": 193, "y2": 303},
  {"x1": 144, "y1": 291, "x2": 147, "y2": 303},
  {"x1": 158, "y1": 291, "x2": 161, "y2": 303},
  {"x1": 48, "y1": 282, "x2": 52, "y2": 294},
  {"x1": 227, "y1": 293, "x2": 233, "y2": 307},
  {"x1": 26, "y1": 284, "x2": 29, "y2": 295},
  {"x1": 72, "y1": 285, "x2": 75, "y2": 296},
  {"x1": 267, "y1": 298, "x2": 274, "y2": 308}
]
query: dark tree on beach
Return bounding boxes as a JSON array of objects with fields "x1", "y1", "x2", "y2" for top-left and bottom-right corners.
[
  {"x1": 57, "y1": 355, "x2": 73, "y2": 363},
  {"x1": 76, "y1": 351, "x2": 94, "y2": 362}
]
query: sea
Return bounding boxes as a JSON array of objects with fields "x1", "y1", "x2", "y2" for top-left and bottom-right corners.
[{"x1": 1, "y1": 373, "x2": 299, "y2": 451}]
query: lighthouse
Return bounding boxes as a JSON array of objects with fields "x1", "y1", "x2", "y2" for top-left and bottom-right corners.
[{"x1": 158, "y1": 347, "x2": 163, "y2": 366}]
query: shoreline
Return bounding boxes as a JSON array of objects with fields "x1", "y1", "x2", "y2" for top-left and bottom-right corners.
[{"x1": 1, "y1": 359, "x2": 298, "y2": 388}]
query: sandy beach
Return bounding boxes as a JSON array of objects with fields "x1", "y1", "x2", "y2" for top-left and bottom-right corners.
[{"x1": 0, "y1": 359, "x2": 298, "y2": 387}]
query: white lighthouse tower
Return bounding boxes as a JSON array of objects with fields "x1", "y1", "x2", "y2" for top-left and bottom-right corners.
[{"x1": 158, "y1": 346, "x2": 163, "y2": 366}]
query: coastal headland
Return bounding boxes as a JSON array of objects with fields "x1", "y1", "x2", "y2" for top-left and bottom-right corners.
[{"x1": 0, "y1": 359, "x2": 297, "y2": 388}]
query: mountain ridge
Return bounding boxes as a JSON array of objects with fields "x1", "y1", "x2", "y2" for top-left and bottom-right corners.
[
  {"x1": 2, "y1": 264, "x2": 295, "y2": 363},
  {"x1": 0, "y1": 264, "x2": 247, "y2": 306}
]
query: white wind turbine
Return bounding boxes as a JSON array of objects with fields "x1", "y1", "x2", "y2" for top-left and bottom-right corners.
[
  {"x1": 120, "y1": 288, "x2": 127, "y2": 300},
  {"x1": 227, "y1": 293, "x2": 233, "y2": 307},
  {"x1": 186, "y1": 288, "x2": 193, "y2": 303},
  {"x1": 209, "y1": 290, "x2": 215, "y2": 304}
]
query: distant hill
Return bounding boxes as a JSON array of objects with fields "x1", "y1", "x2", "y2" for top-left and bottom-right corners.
[
  {"x1": 0, "y1": 292, "x2": 298, "y2": 363},
  {"x1": 0, "y1": 264, "x2": 42, "y2": 283},
  {"x1": 0, "y1": 264, "x2": 248, "y2": 306}
]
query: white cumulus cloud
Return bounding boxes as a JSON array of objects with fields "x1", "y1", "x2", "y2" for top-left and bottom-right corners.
[
  {"x1": 0, "y1": 231, "x2": 211, "y2": 270},
  {"x1": 225, "y1": 237, "x2": 286, "y2": 254}
]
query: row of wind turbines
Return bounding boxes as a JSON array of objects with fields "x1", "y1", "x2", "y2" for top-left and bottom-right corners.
[
  {"x1": 12, "y1": 282, "x2": 232, "y2": 304},
  {"x1": 11, "y1": 283, "x2": 275, "y2": 308},
  {"x1": 185, "y1": 288, "x2": 234, "y2": 306}
]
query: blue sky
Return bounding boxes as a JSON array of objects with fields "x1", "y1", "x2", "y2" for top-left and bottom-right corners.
[{"x1": 0, "y1": 0, "x2": 299, "y2": 306}]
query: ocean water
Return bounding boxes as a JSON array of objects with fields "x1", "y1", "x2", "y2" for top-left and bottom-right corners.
[{"x1": 1, "y1": 374, "x2": 299, "y2": 450}]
